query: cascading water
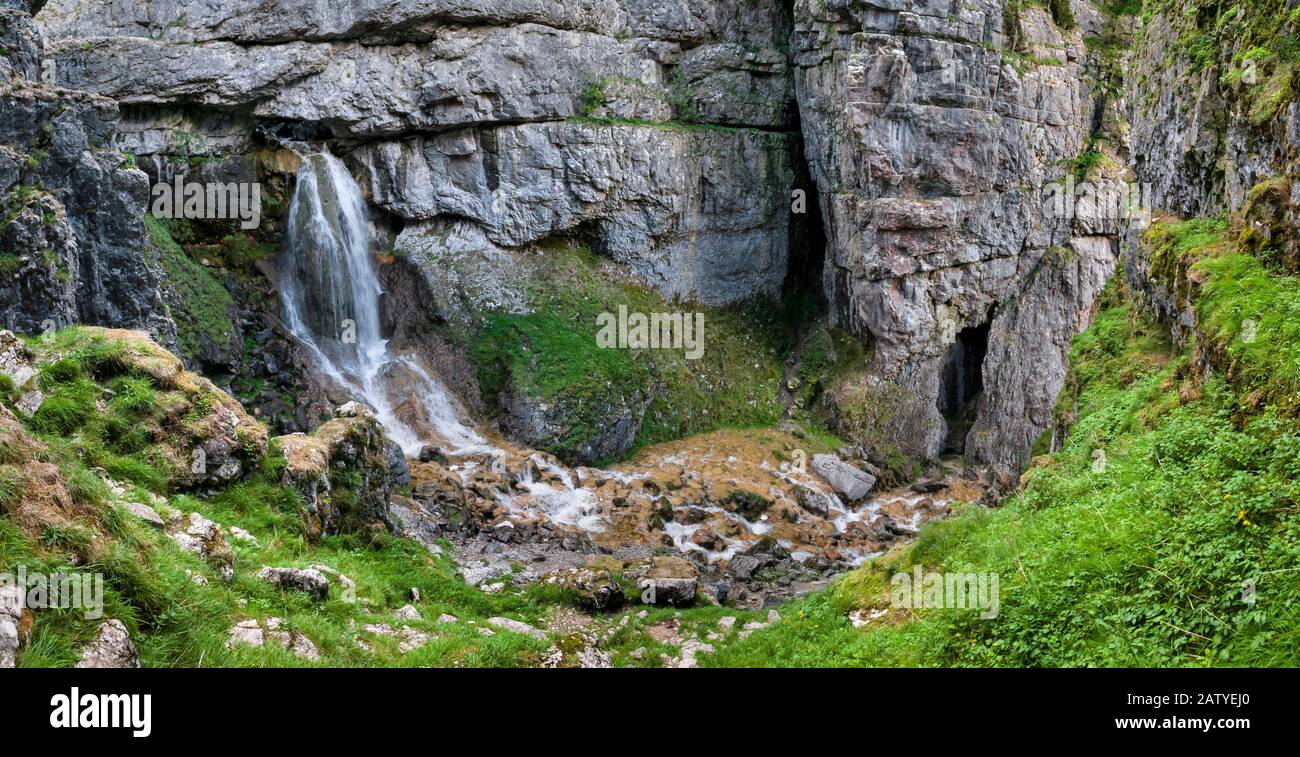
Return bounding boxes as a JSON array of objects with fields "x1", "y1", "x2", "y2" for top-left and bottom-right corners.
[
  {"x1": 279, "y1": 151, "x2": 484, "y2": 455},
  {"x1": 273, "y1": 151, "x2": 904, "y2": 558}
]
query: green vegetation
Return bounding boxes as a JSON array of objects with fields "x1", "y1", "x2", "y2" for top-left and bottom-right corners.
[
  {"x1": 703, "y1": 291, "x2": 1300, "y2": 666},
  {"x1": 1152, "y1": 0, "x2": 1300, "y2": 126},
  {"x1": 144, "y1": 215, "x2": 238, "y2": 365},
  {"x1": 0, "y1": 329, "x2": 578, "y2": 667},
  {"x1": 470, "y1": 243, "x2": 820, "y2": 464},
  {"x1": 1046, "y1": 0, "x2": 1076, "y2": 30},
  {"x1": 1144, "y1": 214, "x2": 1300, "y2": 411}
]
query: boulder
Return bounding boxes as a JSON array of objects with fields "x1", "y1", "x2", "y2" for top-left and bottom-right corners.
[
  {"x1": 120, "y1": 501, "x2": 166, "y2": 530},
  {"x1": 635, "y1": 556, "x2": 699, "y2": 606},
  {"x1": 487, "y1": 616, "x2": 547, "y2": 641},
  {"x1": 811, "y1": 454, "x2": 877, "y2": 502},
  {"x1": 275, "y1": 407, "x2": 397, "y2": 539},
  {"x1": 545, "y1": 567, "x2": 624, "y2": 611},
  {"x1": 256, "y1": 567, "x2": 330, "y2": 601},
  {"x1": 0, "y1": 583, "x2": 26, "y2": 668}
]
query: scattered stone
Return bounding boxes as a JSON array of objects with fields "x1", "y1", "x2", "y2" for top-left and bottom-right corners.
[
  {"x1": 227, "y1": 618, "x2": 320, "y2": 660},
  {"x1": 75, "y1": 620, "x2": 140, "y2": 668},
  {"x1": 169, "y1": 513, "x2": 235, "y2": 582},
  {"x1": 718, "y1": 616, "x2": 737, "y2": 630},
  {"x1": 256, "y1": 567, "x2": 330, "y2": 600},
  {"x1": 487, "y1": 617, "x2": 547, "y2": 641},
  {"x1": 462, "y1": 561, "x2": 511, "y2": 586},
  {"x1": 0, "y1": 584, "x2": 27, "y2": 668},
  {"x1": 228, "y1": 526, "x2": 260, "y2": 546},
  {"x1": 666, "y1": 639, "x2": 715, "y2": 669},
  {"x1": 540, "y1": 630, "x2": 612, "y2": 668},
  {"x1": 395, "y1": 605, "x2": 422, "y2": 621},
  {"x1": 437, "y1": 614, "x2": 458, "y2": 624},
  {"x1": 767, "y1": 609, "x2": 780, "y2": 623},
  {"x1": 848, "y1": 608, "x2": 890, "y2": 628},
  {"x1": 120, "y1": 501, "x2": 165, "y2": 530},
  {"x1": 225, "y1": 620, "x2": 264, "y2": 650},
  {"x1": 397, "y1": 628, "x2": 432, "y2": 653}
]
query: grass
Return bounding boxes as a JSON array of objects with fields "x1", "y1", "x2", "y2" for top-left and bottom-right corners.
[
  {"x1": 470, "y1": 242, "x2": 813, "y2": 465},
  {"x1": 1144, "y1": 215, "x2": 1300, "y2": 412},
  {"x1": 144, "y1": 215, "x2": 238, "y2": 366},
  {"x1": 0, "y1": 329, "x2": 574, "y2": 667},
  {"x1": 703, "y1": 294, "x2": 1300, "y2": 667}
]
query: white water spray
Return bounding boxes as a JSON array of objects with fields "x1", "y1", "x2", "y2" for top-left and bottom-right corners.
[{"x1": 279, "y1": 151, "x2": 484, "y2": 455}]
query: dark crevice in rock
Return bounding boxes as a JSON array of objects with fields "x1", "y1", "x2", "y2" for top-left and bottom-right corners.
[
  {"x1": 937, "y1": 318, "x2": 990, "y2": 455},
  {"x1": 782, "y1": 107, "x2": 826, "y2": 305}
]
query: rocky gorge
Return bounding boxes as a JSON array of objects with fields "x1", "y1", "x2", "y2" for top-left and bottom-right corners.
[{"x1": 2, "y1": 0, "x2": 1299, "y2": 668}]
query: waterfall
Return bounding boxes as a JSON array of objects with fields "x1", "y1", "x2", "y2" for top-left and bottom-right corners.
[{"x1": 279, "y1": 151, "x2": 485, "y2": 456}]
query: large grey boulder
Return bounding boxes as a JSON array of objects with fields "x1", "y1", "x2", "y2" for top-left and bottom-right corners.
[{"x1": 811, "y1": 454, "x2": 877, "y2": 502}]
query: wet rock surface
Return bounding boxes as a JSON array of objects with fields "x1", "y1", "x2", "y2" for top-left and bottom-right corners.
[{"x1": 392, "y1": 428, "x2": 983, "y2": 609}]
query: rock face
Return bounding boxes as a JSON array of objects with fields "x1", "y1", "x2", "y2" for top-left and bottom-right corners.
[
  {"x1": 25, "y1": 0, "x2": 1134, "y2": 479},
  {"x1": 37, "y1": 0, "x2": 802, "y2": 308},
  {"x1": 791, "y1": 0, "x2": 1116, "y2": 472},
  {"x1": 1124, "y1": 5, "x2": 1300, "y2": 277},
  {"x1": 365, "y1": 122, "x2": 796, "y2": 306},
  {"x1": 0, "y1": 8, "x2": 174, "y2": 341}
]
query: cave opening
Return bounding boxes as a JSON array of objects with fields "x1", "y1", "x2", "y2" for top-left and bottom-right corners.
[{"x1": 937, "y1": 320, "x2": 990, "y2": 454}]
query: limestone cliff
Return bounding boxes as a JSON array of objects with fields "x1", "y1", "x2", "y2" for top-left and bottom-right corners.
[{"x1": 17, "y1": 0, "x2": 1151, "y2": 476}]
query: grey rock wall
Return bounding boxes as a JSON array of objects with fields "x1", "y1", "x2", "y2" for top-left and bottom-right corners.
[
  {"x1": 790, "y1": 0, "x2": 1112, "y2": 470},
  {"x1": 37, "y1": 0, "x2": 800, "y2": 307},
  {"x1": 1, "y1": 8, "x2": 174, "y2": 340}
]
